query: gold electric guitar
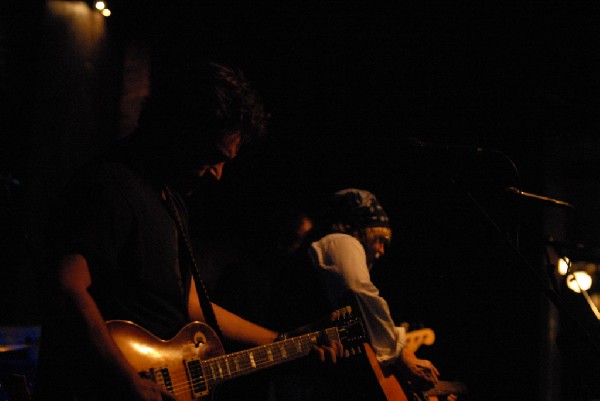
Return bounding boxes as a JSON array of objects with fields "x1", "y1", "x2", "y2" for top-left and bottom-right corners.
[{"x1": 108, "y1": 307, "x2": 365, "y2": 401}]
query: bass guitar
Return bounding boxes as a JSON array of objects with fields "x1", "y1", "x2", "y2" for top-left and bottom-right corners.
[
  {"x1": 107, "y1": 307, "x2": 365, "y2": 401},
  {"x1": 364, "y1": 328, "x2": 466, "y2": 401},
  {"x1": 403, "y1": 328, "x2": 435, "y2": 354}
]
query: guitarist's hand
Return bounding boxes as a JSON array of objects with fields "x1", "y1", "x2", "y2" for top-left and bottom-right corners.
[
  {"x1": 311, "y1": 339, "x2": 344, "y2": 364},
  {"x1": 282, "y1": 310, "x2": 345, "y2": 364},
  {"x1": 310, "y1": 310, "x2": 344, "y2": 364},
  {"x1": 399, "y1": 348, "x2": 440, "y2": 389},
  {"x1": 127, "y1": 374, "x2": 178, "y2": 401}
]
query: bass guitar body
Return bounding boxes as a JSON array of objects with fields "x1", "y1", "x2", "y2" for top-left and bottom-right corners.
[
  {"x1": 363, "y1": 340, "x2": 466, "y2": 401},
  {"x1": 363, "y1": 342, "x2": 410, "y2": 401}
]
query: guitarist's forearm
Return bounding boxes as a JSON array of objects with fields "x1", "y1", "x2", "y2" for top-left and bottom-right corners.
[
  {"x1": 211, "y1": 303, "x2": 279, "y2": 345},
  {"x1": 58, "y1": 254, "x2": 144, "y2": 383},
  {"x1": 76, "y1": 294, "x2": 142, "y2": 384},
  {"x1": 188, "y1": 279, "x2": 279, "y2": 345}
]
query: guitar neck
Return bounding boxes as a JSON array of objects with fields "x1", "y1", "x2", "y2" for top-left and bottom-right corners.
[
  {"x1": 108, "y1": 307, "x2": 365, "y2": 400},
  {"x1": 199, "y1": 327, "x2": 340, "y2": 387}
]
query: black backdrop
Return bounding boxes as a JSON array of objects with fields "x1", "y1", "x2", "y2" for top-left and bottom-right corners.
[{"x1": 2, "y1": 2, "x2": 600, "y2": 400}]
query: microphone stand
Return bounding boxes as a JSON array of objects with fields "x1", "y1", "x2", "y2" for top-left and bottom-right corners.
[
  {"x1": 444, "y1": 163, "x2": 600, "y2": 357},
  {"x1": 406, "y1": 138, "x2": 600, "y2": 400}
]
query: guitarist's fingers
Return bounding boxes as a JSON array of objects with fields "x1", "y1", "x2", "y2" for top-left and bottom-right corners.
[
  {"x1": 311, "y1": 345, "x2": 326, "y2": 362},
  {"x1": 424, "y1": 362, "x2": 440, "y2": 384},
  {"x1": 413, "y1": 359, "x2": 440, "y2": 385},
  {"x1": 329, "y1": 339, "x2": 344, "y2": 358},
  {"x1": 311, "y1": 343, "x2": 340, "y2": 364},
  {"x1": 322, "y1": 344, "x2": 338, "y2": 364}
]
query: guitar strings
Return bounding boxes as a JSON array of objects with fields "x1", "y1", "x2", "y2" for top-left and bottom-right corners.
[
  {"x1": 141, "y1": 317, "x2": 354, "y2": 398},
  {"x1": 169, "y1": 335, "x2": 316, "y2": 385},
  {"x1": 153, "y1": 332, "x2": 340, "y2": 397},
  {"x1": 165, "y1": 345, "x2": 315, "y2": 396}
]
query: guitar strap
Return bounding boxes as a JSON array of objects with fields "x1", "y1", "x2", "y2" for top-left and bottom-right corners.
[{"x1": 163, "y1": 186, "x2": 225, "y2": 342}]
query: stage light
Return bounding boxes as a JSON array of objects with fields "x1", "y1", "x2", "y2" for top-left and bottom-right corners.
[
  {"x1": 102, "y1": 8, "x2": 111, "y2": 17},
  {"x1": 566, "y1": 271, "x2": 592, "y2": 293},
  {"x1": 557, "y1": 257, "x2": 570, "y2": 275},
  {"x1": 95, "y1": 1, "x2": 105, "y2": 10}
]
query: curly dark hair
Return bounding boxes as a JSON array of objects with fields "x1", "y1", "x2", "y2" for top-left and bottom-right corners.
[{"x1": 137, "y1": 62, "x2": 269, "y2": 145}]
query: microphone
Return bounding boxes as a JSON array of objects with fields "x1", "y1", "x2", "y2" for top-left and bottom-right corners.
[{"x1": 505, "y1": 186, "x2": 575, "y2": 210}]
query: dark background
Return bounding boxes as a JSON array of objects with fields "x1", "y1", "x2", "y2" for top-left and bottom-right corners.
[{"x1": 2, "y1": 1, "x2": 600, "y2": 400}]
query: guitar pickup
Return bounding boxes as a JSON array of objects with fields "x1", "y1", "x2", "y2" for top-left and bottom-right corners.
[
  {"x1": 139, "y1": 367, "x2": 174, "y2": 393},
  {"x1": 185, "y1": 358, "x2": 209, "y2": 397}
]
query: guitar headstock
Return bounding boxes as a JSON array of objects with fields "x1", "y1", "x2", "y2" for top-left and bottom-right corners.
[
  {"x1": 334, "y1": 306, "x2": 367, "y2": 356},
  {"x1": 405, "y1": 328, "x2": 436, "y2": 353}
]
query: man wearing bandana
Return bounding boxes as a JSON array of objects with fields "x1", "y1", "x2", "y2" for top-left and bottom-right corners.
[{"x1": 309, "y1": 188, "x2": 441, "y2": 395}]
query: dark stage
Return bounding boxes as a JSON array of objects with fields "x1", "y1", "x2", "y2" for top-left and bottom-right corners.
[{"x1": 1, "y1": 2, "x2": 600, "y2": 400}]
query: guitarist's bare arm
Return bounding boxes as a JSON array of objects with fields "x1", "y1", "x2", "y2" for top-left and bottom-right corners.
[
  {"x1": 58, "y1": 254, "x2": 176, "y2": 401},
  {"x1": 188, "y1": 277, "x2": 343, "y2": 361},
  {"x1": 188, "y1": 279, "x2": 278, "y2": 345}
]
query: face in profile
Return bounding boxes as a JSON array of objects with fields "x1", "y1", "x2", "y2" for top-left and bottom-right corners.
[
  {"x1": 172, "y1": 130, "x2": 242, "y2": 196},
  {"x1": 363, "y1": 227, "x2": 392, "y2": 269},
  {"x1": 193, "y1": 131, "x2": 242, "y2": 182}
]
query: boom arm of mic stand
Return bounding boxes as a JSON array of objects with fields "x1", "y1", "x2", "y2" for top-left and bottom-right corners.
[{"x1": 453, "y1": 177, "x2": 600, "y2": 356}]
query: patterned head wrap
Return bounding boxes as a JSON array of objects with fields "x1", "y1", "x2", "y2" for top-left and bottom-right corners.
[{"x1": 330, "y1": 188, "x2": 390, "y2": 230}]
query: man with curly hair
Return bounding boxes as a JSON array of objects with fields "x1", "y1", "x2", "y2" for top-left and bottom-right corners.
[{"x1": 34, "y1": 62, "x2": 341, "y2": 401}]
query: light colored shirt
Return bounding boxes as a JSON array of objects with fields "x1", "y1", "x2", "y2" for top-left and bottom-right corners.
[{"x1": 310, "y1": 232, "x2": 406, "y2": 364}]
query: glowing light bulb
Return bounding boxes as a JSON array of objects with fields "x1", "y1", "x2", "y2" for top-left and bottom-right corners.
[
  {"x1": 95, "y1": 1, "x2": 106, "y2": 10},
  {"x1": 102, "y1": 8, "x2": 111, "y2": 17},
  {"x1": 557, "y1": 257, "x2": 570, "y2": 276},
  {"x1": 566, "y1": 271, "x2": 592, "y2": 293}
]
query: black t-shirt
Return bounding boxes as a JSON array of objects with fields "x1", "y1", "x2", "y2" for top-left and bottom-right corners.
[
  {"x1": 58, "y1": 160, "x2": 190, "y2": 337},
  {"x1": 36, "y1": 156, "x2": 192, "y2": 400}
]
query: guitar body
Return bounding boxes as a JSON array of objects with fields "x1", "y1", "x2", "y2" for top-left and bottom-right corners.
[
  {"x1": 108, "y1": 320, "x2": 224, "y2": 401},
  {"x1": 364, "y1": 343, "x2": 410, "y2": 401},
  {"x1": 106, "y1": 308, "x2": 367, "y2": 401},
  {"x1": 363, "y1": 331, "x2": 465, "y2": 401}
]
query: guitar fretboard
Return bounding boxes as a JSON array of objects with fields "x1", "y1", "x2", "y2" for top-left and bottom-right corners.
[{"x1": 186, "y1": 327, "x2": 340, "y2": 395}]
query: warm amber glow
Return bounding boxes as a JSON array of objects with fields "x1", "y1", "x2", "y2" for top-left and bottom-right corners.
[
  {"x1": 557, "y1": 257, "x2": 570, "y2": 276},
  {"x1": 566, "y1": 271, "x2": 592, "y2": 293},
  {"x1": 95, "y1": 1, "x2": 105, "y2": 10},
  {"x1": 131, "y1": 342, "x2": 161, "y2": 358},
  {"x1": 102, "y1": 8, "x2": 111, "y2": 17}
]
